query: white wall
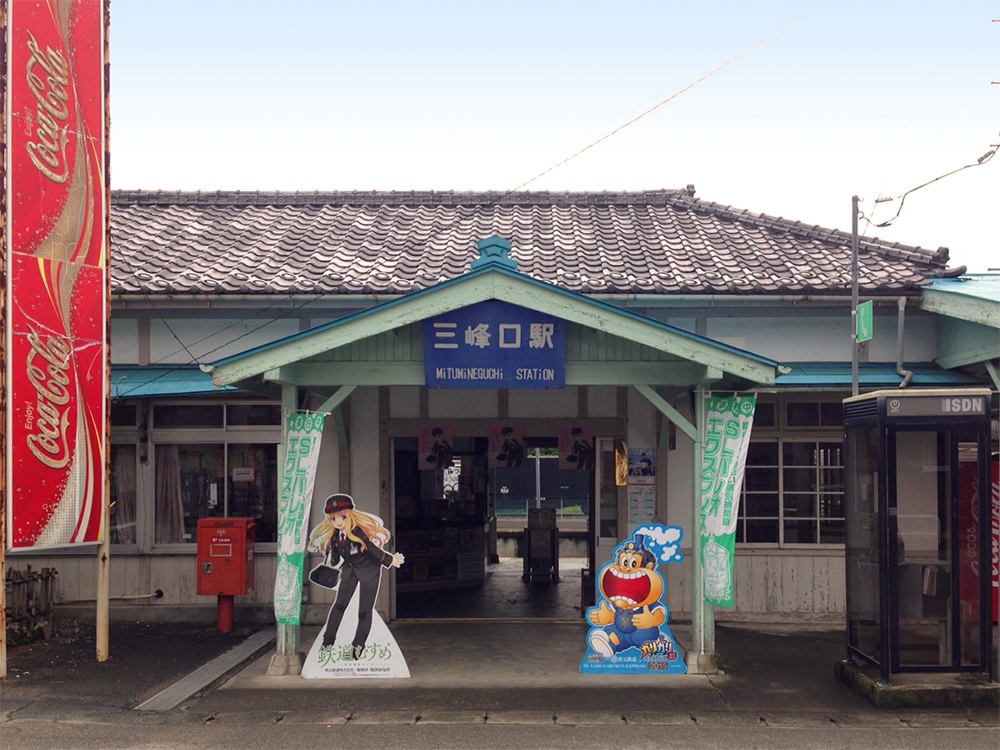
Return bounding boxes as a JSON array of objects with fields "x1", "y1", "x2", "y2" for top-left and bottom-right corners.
[
  {"x1": 148, "y1": 318, "x2": 301, "y2": 363},
  {"x1": 707, "y1": 312, "x2": 937, "y2": 362},
  {"x1": 110, "y1": 318, "x2": 139, "y2": 362},
  {"x1": 429, "y1": 388, "x2": 498, "y2": 418},
  {"x1": 664, "y1": 392, "x2": 696, "y2": 536},
  {"x1": 509, "y1": 387, "x2": 578, "y2": 418}
]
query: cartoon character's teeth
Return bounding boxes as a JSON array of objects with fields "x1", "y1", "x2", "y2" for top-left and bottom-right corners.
[{"x1": 610, "y1": 569, "x2": 643, "y2": 580}]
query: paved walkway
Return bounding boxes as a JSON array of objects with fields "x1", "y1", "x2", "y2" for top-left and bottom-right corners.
[
  {"x1": 3, "y1": 618, "x2": 998, "y2": 733},
  {"x1": 3, "y1": 560, "x2": 997, "y2": 728},
  {"x1": 181, "y1": 621, "x2": 998, "y2": 726}
]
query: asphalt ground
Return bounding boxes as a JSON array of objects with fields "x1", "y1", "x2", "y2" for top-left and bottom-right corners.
[{"x1": 3, "y1": 618, "x2": 997, "y2": 731}]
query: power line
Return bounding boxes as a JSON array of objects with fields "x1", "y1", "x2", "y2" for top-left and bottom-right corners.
[
  {"x1": 868, "y1": 139, "x2": 998, "y2": 230},
  {"x1": 510, "y1": 18, "x2": 804, "y2": 194}
]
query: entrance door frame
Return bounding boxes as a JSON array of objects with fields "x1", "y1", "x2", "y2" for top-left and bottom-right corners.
[{"x1": 386, "y1": 415, "x2": 623, "y2": 619}]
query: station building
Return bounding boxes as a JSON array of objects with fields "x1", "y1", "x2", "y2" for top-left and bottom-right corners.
[{"x1": 15, "y1": 188, "x2": 998, "y2": 631}]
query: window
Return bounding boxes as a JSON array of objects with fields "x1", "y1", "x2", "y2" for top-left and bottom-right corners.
[
  {"x1": 153, "y1": 403, "x2": 224, "y2": 428},
  {"x1": 110, "y1": 444, "x2": 138, "y2": 544},
  {"x1": 785, "y1": 400, "x2": 843, "y2": 429},
  {"x1": 154, "y1": 442, "x2": 278, "y2": 544},
  {"x1": 737, "y1": 398, "x2": 845, "y2": 546},
  {"x1": 151, "y1": 401, "x2": 281, "y2": 545}
]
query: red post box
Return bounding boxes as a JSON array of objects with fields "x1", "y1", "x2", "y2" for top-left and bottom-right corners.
[{"x1": 197, "y1": 517, "x2": 255, "y2": 632}]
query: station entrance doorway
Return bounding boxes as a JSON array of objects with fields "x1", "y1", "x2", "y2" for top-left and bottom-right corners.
[{"x1": 391, "y1": 432, "x2": 615, "y2": 620}]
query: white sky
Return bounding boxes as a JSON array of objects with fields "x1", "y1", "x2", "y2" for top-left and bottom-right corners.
[{"x1": 109, "y1": 0, "x2": 999, "y2": 271}]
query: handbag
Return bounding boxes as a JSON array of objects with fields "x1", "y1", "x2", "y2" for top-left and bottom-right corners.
[{"x1": 308, "y1": 550, "x2": 341, "y2": 589}]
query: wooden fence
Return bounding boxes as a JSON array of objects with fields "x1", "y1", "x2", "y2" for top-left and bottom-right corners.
[{"x1": 5, "y1": 566, "x2": 58, "y2": 644}]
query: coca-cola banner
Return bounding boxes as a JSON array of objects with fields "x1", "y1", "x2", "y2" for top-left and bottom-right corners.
[{"x1": 5, "y1": 0, "x2": 108, "y2": 549}]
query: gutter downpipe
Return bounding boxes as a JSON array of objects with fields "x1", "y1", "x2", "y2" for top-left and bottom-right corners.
[
  {"x1": 851, "y1": 197, "x2": 860, "y2": 397},
  {"x1": 896, "y1": 298, "x2": 913, "y2": 388}
]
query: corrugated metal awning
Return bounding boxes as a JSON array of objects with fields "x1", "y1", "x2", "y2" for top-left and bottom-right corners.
[
  {"x1": 775, "y1": 362, "x2": 985, "y2": 388},
  {"x1": 111, "y1": 365, "x2": 239, "y2": 399}
]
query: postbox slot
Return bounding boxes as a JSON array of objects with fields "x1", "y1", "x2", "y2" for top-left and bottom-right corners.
[{"x1": 210, "y1": 542, "x2": 233, "y2": 558}]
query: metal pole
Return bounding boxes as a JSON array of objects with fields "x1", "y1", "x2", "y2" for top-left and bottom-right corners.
[
  {"x1": 690, "y1": 386, "x2": 715, "y2": 670},
  {"x1": 96, "y1": 0, "x2": 112, "y2": 664},
  {"x1": 274, "y1": 384, "x2": 300, "y2": 661},
  {"x1": 534, "y1": 448, "x2": 541, "y2": 509},
  {"x1": 851, "y1": 195, "x2": 860, "y2": 398}
]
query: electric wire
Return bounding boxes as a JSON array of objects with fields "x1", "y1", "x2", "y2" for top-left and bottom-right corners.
[
  {"x1": 867, "y1": 142, "x2": 998, "y2": 230},
  {"x1": 111, "y1": 246, "x2": 335, "y2": 399},
  {"x1": 509, "y1": 18, "x2": 803, "y2": 194}
]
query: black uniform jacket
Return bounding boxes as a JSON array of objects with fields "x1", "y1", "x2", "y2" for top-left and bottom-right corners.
[{"x1": 327, "y1": 528, "x2": 393, "y2": 583}]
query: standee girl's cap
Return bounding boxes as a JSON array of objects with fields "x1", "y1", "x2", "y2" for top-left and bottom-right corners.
[{"x1": 324, "y1": 494, "x2": 355, "y2": 514}]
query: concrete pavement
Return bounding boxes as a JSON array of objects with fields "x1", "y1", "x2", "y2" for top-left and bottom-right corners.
[
  {"x1": 178, "y1": 621, "x2": 998, "y2": 726},
  {"x1": 3, "y1": 617, "x2": 998, "y2": 750}
]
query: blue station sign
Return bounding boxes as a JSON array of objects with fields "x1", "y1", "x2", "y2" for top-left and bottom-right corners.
[{"x1": 423, "y1": 300, "x2": 566, "y2": 389}]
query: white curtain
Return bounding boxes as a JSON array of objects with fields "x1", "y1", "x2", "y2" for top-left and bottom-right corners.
[
  {"x1": 112, "y1": 445, "x2": 137, "y2": 544},
  {"x1": 155, "y1": 444, "x2": 184, "y2": 543}
]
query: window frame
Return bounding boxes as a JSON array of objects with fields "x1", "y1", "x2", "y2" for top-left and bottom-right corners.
[
  {"x1": 146, "y1": 399, "x2": 282, "y2": 552},
  {"x1": 737, "y1": 396, "x2": 846, "y2": 549}
]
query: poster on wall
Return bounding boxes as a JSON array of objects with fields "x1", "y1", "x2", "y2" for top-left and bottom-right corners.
[
  {"x1": 628, "y1": 485, "x2": 656, "y2": 525},
  {"x1": 489, "y1": 422, "x2": 525, "y2": 469},
  {"x1": 700, "y1": 394, "x2": 756, "y2": 608},
  {"x1": 581, "y1": 525, "x2": 687, "y2": 674},
  {"x1": 419, "y1": 422, "x2": 454, "y2": 471},
  {"x1": 302, "y1": 494, "x2": 409, "y2": 679},
  {"x1": 5, "y1": 0, "x2": 108, "y2": 550},
  {"x1": 558, "y1": 423, "x2": 594, "y2": 470},
  {"x1": 627, "y1": 448, "x2": 656, "y2": 524},
  {"x1": 629, "y1": 448, "x2": 656, "y2": 478},
  {"x1": 273, "y1": 412, "x2": 326, "y2": 626}
]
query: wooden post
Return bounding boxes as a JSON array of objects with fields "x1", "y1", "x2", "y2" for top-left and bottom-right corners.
[{"x1": 96, "y1": 0, "x2": 112, "y2": 664}]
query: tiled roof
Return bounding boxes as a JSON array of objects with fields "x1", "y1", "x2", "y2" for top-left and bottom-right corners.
[{"x1": 110, "y1": 188, "x2": 956, "y2": 297}]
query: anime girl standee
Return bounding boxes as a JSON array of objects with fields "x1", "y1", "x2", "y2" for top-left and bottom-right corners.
[{"x1": 308, "y1": 493, "x2": 404, "y2": 659}]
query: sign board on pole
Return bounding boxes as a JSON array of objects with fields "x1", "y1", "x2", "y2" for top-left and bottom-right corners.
[{"x1": 856, "y1": 300, "x2": 873, "y2": 343}]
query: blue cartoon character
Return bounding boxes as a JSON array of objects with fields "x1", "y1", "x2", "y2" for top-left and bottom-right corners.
[
  {"x1": 588, "y1": 535, "x2": 665, "y2": 655},
  {"x1": 582, "y1": 526, "x2": 686, "y2": 674}
]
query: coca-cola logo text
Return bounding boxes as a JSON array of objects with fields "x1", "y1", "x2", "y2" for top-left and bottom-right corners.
[
  {"x1": 26, "y1": 329, "x2": 72, "y2": 469},
  {"x1": 25, "y1": 31, "x2": 71, "y2": 184}
]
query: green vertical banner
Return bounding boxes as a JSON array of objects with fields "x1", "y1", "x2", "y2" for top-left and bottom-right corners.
[
  {"x1": 273, "y1": 412, "x2": 326, "y2": 625},
  {"x1": 700, "y1": 394, "x2": 756, "y2": 608}
]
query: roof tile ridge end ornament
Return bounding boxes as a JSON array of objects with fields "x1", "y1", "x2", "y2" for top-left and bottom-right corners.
[
  {"x1": 925, "y1": 263, "x2": 968, "y2": 280},
  {"x1": 470, "y1": 235, "x2": 518, "y2": 272}
]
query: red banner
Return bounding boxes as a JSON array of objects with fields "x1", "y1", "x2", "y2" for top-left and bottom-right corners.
[
  {"x1": 958, "y1": 459, "x2": 1000, "y2": 624},
  {"x1": 5, "y1": 0, "x2": 107, "y2": 549},
  {"x1": 993, "y1": 459, "x2": 999, "y2": 624}
]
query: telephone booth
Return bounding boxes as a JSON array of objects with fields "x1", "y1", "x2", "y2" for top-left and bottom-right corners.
[{"x1": 842, "y1": 388, "x2": 995, "y2": 684}]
